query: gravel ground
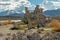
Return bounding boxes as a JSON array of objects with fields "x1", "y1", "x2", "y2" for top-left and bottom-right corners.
[{"x1": 0, "y1": 24, "x2": 58, "y2": 40}]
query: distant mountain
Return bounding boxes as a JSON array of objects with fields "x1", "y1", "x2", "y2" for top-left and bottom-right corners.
[
  {"x1": 44, "y1": 9, "x2": 60, "y2": 16},
  {"x1": 0, "y1": 10, "x2": 24, "y2": 17},
  {"x1": 0, "y1": 9, "x2": 60, "y2": 17},
  {"x1": 8, "y1": 12, "x2": 24, "y2": 17},
  {"x1": 0, "y1": 10, "x2": 8, "y2": 16}
]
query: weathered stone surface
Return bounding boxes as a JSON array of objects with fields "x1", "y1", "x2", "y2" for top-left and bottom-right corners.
[
  {"x1": 25, "y1": 5, "x2": 46, "y2": 29},
  {"x1": 42, "y1": 31, "x2": 60, "y2": 40},
  {"x1": 5, "y1": 30, "x2": 60, "y2": 40},
  {"x1": 12, "y1": 34, "x2": 18, "y2": 40},
  {"x1": 17, "y1": 32, "x2": 28, "y2": 40},
  {"x1": 27, "y1": 32, "x2": 41, "y2": 40}
]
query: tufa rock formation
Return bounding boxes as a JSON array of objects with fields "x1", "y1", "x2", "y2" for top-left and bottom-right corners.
[{"x1": 25, "y1": 5, "x2": 46, "y2": 29}]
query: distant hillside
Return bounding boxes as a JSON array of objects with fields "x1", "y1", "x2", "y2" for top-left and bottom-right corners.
[
  {"x1": 0, "y1": 10, "x2": 24, "y2": 17},
  {"x1": 0, "y1": 9, "x2": 60, "y2": 17},
  {"x1": 44, "y1": 9, "x2": 60, "y2": 16},
  {"x1": 8, "y1": 12, "x2": 24, "y2": 17}
]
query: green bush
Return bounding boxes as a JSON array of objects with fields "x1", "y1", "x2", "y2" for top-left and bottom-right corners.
[
  {"x1": 10, "y1": 25, "x2": 28, "y2": 30},
  {"x1": 22, "y1": 16, "x2": 28, "y2": 24},
  {"x1": 10, "y1": 26, "x2": 20, "y2": 30}
]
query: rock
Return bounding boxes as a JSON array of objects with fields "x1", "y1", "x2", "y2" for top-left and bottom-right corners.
[
  {"x1": 7, "y1": 33, "x2": 11, "y2": 36},
  {"x1": 42, "y1": 32, "x2": 60, "y2": 40},
  {"x1": 37, "y1": 29, "x2": 44, "y2": 33},
  {"x1": 5, "y1": 38, "x2": 9, "y2": 40},
  {"x1": 27, "y1": 32, "x2": 41, "y2": 40},
  {"x1": 0, "y1": 33, "x2": 3, "y2": 37},
  {"x1": 5, "y1": 37, "x2": 11, "y2": 40},
  {"x1": 17, "y1": 32, "x2": 28, "y2": 40},
  {"x1": 7, "y1": 29, "x2": 60, "y2": 40},
  {"x1": 12, "y1": 34, "x2": 18, "y2": 40}
]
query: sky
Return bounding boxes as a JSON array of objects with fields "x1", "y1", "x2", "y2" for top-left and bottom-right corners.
[{"x1": 0, "y1": 0, "x2": 60, "y2": 12}]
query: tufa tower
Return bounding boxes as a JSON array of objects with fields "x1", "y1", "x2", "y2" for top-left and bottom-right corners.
[{"x1": 25, "y1": 5, "x2": 46, "y2": 29}]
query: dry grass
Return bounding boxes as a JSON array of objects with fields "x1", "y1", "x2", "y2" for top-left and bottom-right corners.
[{"x1": 49, "y1": 19, "x2": 60, "y2": 31}]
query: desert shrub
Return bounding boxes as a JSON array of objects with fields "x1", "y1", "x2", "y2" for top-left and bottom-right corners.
[
  {"x1": 22, "y1": 16, "x2": 28, "y2": 24},
  {"x1": 10, "y1": 25, "x2": 28, "y2": 30},
  {"x1": 10, "y1": 26, "x2": 20, "y2": 30},
  {"x1": 49, "y1": 19, "x2": 60, "y2": 31}
]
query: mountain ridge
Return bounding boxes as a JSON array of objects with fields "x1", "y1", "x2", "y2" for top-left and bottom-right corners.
[{"x1": 0, "y1": 9, "x2": 60, "y2": 17}]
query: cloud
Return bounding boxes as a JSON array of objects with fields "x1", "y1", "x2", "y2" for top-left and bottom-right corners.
[
  {"x1": 53, "y1": 2, "x2": 60, "y2": 6},
  {"x1": 42, "y1": 0, "x2": 60, "y2": 10},
  {"x1": 48, "y1": 0, "x2": 60, "y2": 2},
  {"x1": 0, "y1": 0, "x2": 60, "y2": 12},
  {"x1": 0, "y1": 0, "x2": 31, "y2": 11},
  {"x1": 50, "y1": 1, "x2": 60, "y2": 9}
]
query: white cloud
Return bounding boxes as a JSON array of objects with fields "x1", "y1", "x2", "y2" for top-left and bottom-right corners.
[
  {"x1": 0, "y1": 0, "x2": 31, "y2": 11},
  {"x1": 1, "y1": 0, "x2": 60, "y2": 12},
  {"x1": 52, "y1": 2, "x2": 60, "y2": 6},
  {"x1": 42, "y1": 0, "x2": 60, "y2": 11}
]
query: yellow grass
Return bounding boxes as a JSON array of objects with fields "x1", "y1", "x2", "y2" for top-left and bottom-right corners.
[{"x1": 49, "y1": 19, "x2": 60, "y2": 31}]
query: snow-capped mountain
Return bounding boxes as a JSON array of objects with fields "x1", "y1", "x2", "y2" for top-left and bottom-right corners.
[
  {"x1": 0, "y1": 10, "x2": 24, "y2": 17},
  {"x1": 0, "y1": 8, "x2": 60, "y2": 17}
]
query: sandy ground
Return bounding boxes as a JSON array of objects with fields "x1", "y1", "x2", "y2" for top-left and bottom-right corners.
[
  {"x1": 0, "y1": 24, "x2": 26, "y2": 40},
  {"x1": 0, "y1": 24, "x2": 52, "y2": 40},
  {"x1": 0, "y1": 24, "x2": 15, "y2": 40}
]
